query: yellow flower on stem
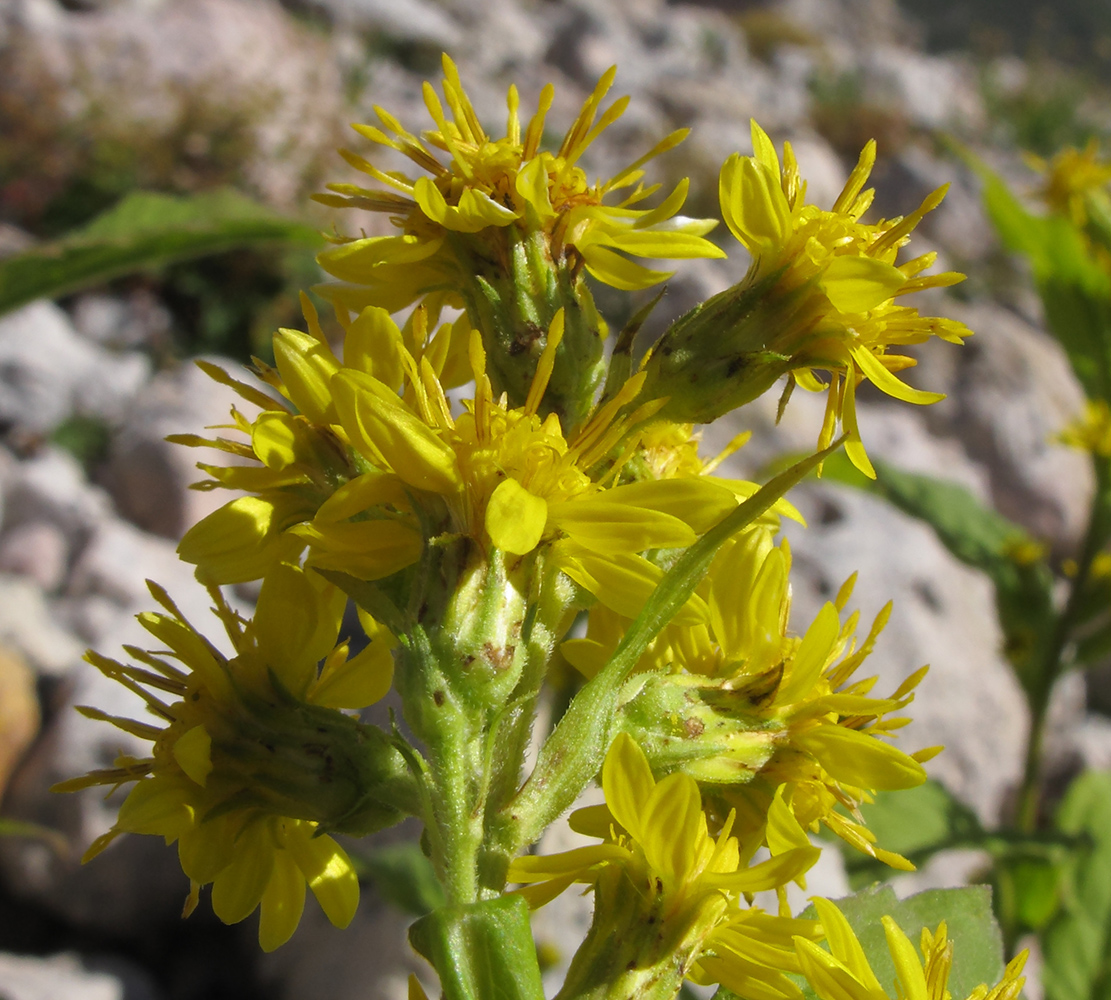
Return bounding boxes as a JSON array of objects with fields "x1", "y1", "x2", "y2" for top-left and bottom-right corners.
[
  {"x1": 796, "y1": 898, "x2": 1027, "y2": 1000},
  {"x1": 642, "y1": 120, "x2": 969, "y2": 477},
  {"x1": 565, "y1": 527, "x2": 935, "y2": 870},
  {"x1": 55, "y1": 564, "x2": 409, "y2": 949},
  {"x1": 508, "y1": 733, "x2": 820, "y2": 1000},
  {"x1": 1031, "y1": 140, "x2": 1111, "y2": 230},
  {"x1": 178, "y1": 305, "x2": 742, "y2": 633},
  {"x1": 315, "y1": 55, "x2": 724, "y2": 426}
]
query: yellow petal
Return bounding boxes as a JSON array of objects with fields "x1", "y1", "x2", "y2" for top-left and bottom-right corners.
[
  {"x1": 331, "y1": 370, "x2": 460, "y2": 493},
  {"x1": 642, "y1": 771, "x2": 704, "y2": 882},
  {"x1": 273, "y1": 328, "x2": 341, "y2": 424},
  {"x1": 299, "y1": 519, "x2": 423, "y2": 581},
  {"x1": 486, "y1": 479, "x2": 548, "y2": 555},
  {"x1": 287, "y1": 826, "x2": 359, "y2": 929},
  {"x1": 178, "y1": 813, "x2": 238, "y2": 883},
  {"x1": 776, "y1": 602, "x2": 841, "y2": 705},
  {"x1": 812, "y1": 899, "x2": 885, "y2": 995},
  {"x1": 172, "y1": 726, "x2": 212, "y2": 787},
  {"x1": 116, "y1": 777, "x2": 195, "y2": 838},
  {"x1": 254, "y1": 562, "x2": 346, "y2": 696},
  {"x1": 592, "y1": 478, "x2": 738, "y2": 533},
  {"x1": 792, "y1": 725, "x2": 927, "y2": 790},
  {"x1": 547, "y1": 499, "x2": 696, "y2": 553},
  {"x1": 602, "y1": 733, "x2": 655, "y2": 842},
  {"x1": 177, "y1": 494, "x2": 311, "y2": 585},
  {"x1": 882, "y1": 916, "x2": 930, "y2": 1000},
  {"x1": 309, "y1": 632, "x2": 395, "y2": 709},
  {"x1": 580, "y1": 244, "x2": 674, "y2": 290},
  {"x1": 259, "y1": 848, "x2": 307, "y2": 951},
  {"x1": 344, "y1": 307, "x2": 406, "y2": 390},
  {"x1": 795, "y1": 938, "x2": 875, "y2": 1000},
  {"x1": 850, "y1": 345, "x2": 945, "y2": 406},
  {"x1": 516, "y1": 156, "x2": 555, "y2": 218},
  {"x1": 211, "y1": 821, "x2": 275, "y2": 925},
  {"x1": 819, "y1": 256, "x2": 906, "y2": 313}
]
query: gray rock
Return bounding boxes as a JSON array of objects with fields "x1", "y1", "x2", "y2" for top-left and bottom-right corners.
[
  {"x1": 0, "y1": 303, "x2": 150, "y2": 438},
  {"x1": 70, "y1": 292, "x2": 172, "y2": 352},
  {"x1": 862, "y1": 47, "x2": 984, "y2": 132},
  {"x1": 923, "y1": 300, "x2": 1092, "y2": 551},
  {"x1": 0, "y1": 521, "x2": 71, "y2": 593},
  {"x1": 307, "y1": 0, "x2": 460, "y2": 48},
  {"x1": 0, "y1": 952, "x2": 124, "y2": 1000},
  {"x1": 3, "y1": 446, "x2": 112, "y2": 556},
  {"x1": 0, "y1": 573, "x2": 84, "y2": 678}
]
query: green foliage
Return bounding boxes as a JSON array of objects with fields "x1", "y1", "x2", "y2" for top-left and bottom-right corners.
[
  {"x1": 1042, "y1": 771, "x2": 1111, "y2": 1000},
  {"x1": 356, "y1": 840, "x2": 446, "y2": 916},
  {"x1": 818, "y1": 452, "x2": 1056, "y2": 699},
  {"x1": 974, "y1": 162, "x2": 1111, "y2": 403},
  {"x1": 0, "y1": 189, "x2": 323, "y2": 320},
  {"x1": 50, "y1": 415, "x2": 112, "y2": 473},
  {"x1": 821, "y1": 886, "x2": 1005, "y2": 998}
]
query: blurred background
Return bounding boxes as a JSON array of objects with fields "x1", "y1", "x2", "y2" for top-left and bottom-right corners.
[{"x1": 1, "y1": 0, "x2": 1110, "y2": 997}]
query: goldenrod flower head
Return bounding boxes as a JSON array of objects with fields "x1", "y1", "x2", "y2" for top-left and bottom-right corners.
[
  {"x1": 316, "y1": 55, "x2": 722, "y2": 302},
  {"x1": 1058, "y1": 398, "x2": 1111, "y2": 456},
  {"x1": 796, "y1": 899, "x2": 1027, "y2": 1000},
  {"x1": 509, "y1": 733, "x2": 820, "y2": 999},
  {"x1": 644, "y1": 120, "x2": 969, "y2": 477},
  {"x1": 56, "y1": 568, "x2": 401, "y2": 948},
  {"x1": 1031, "y1": 140, "x2": 1111, "y2": 229},
  {"x1": 315, "y1": 55, "x2": 723, "y2": 426},
  {"x1": 568, "y1": 530, "x2": 932, "y2": 868},
  {"x1": 178, "y1": 305, "x2": 743, "y2": 633}
]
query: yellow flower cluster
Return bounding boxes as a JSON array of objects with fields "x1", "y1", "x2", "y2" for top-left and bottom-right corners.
[
  {"x1": 509, "y1": 734, "x2": 822, "y2": 1000},
  {"x1": 56, "y1": 566, "x2": 399, "y2": 949},
  {"x1": 59, "y1": 54, "x2": 981, "y2": 997},
  {"x1": 565, "y1": 523, "x2": 934, "y2": 870}
]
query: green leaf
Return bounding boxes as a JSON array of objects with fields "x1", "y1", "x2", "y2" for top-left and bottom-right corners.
[
  {"x1": 816, "y1": 886, "x2": 1004, "y2": 997},
  {"x1": 1042, "y1": 770, "x2": 1111, "y2": 1000},
  {"x1": 716, "y1": 886, "x2": 1007, "y2": 1000},
  {"x1": 0, "y1": 189, "x2": 323, "y2": 317},
  {"x1": 0, "y1": 818, "x2": 69, "y2": 856},
  {"x1": 842, "y1": 781, "x2": 984, "y2": 886},
  {"x1": 819, "y1": 453, "x2": 1056, "y2": 701},
  {"x1": 355, "y1": 840, "x2": 446, "y2": 916},
  {"x1": 975, "y1": 160, "x2": 1111, "y2": 403}
]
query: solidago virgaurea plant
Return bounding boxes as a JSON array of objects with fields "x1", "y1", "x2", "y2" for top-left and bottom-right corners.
[{"x1": 61, "y1": 55, "x2": 1028, "y2": 1000}]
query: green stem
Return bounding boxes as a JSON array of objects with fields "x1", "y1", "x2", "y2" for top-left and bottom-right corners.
[{"x1": 1016, "y1": 454, "x2": 1111, "y2": 832}]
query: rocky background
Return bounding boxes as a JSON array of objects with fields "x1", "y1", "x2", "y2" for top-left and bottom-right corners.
[{"x1": 1, "y1": 0, "x2": 1110, "y2": 997}]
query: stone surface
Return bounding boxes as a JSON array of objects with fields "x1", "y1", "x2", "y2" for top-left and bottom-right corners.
[
  {"x1": 0, "y1": 303, "x2": 150, "y2": 438},
  {"x1": 0, "y1": 521, "x2": 71, "y2": 592},
  {"x1": 0, "y1": 952, "x2": 124, "y2": 1000},
  {"x1": 0, "y1": 574, "x2": 84, "y2": 678},
  {"x1": 923, "y1": 300, "x2": 1092, "y2": 551}
]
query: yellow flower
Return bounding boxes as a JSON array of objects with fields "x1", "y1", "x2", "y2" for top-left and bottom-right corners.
[
  {"x1": 1058, "y1": 398, "x2": 1111, "y2": 456},
  {"x1": 1031, "y1": 140, "x2": 1111, "y2": 230},
  {"x1": 178, "y1": 306, "x2": 742, "y2": 632},
  {"x1": 565, "y1": 527, "x2": 934, "y2": 869},
  {"x1": 796, "y1": 898, "x2": 1027, "y2": 1000},
  {"x1": 508, "y1": 733, "x2": 820, "y2": 1000},
  {"x1": 314, "y1": 55, "x2": 723, "y2": 426},
  {"x1": 643, "y1": 120, "x2": 969, "y2": 477},
  {"x1": 56, "y1": 565, "x2": 404, "y2": 949},
  {"x1": 317, "y1": 55, "x2": 722, "y2": 302}
]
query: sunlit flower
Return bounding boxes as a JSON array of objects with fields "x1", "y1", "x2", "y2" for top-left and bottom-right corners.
[
  {"x1": 314, "y1": 55, "x2": 723, "y2": 426},
  {"x1": 1031, "y1": 140, "x2": 1111, "y2": 230},
  {"x1": 178, "y1": 304, "x2": 741, "y2": 631},
  {"x1": 796, "y1": 898, "x2": 1027, "y2": 1000},
  {"x1": 565, "y1": 527, "x2": 934, "y2": 868},
  {"x1": 55, "y1": 565, "x2": 405, "y2": 949},
  {"x1": 1058, "y1": 398, "x2": 1111, "y2": 456},
  {"x1": 643, "y1": 120, "x2": 969, "y2": 477},
  {"x1": 508, "y1": 733, "x2": 820, "y2": 1000}
]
